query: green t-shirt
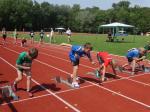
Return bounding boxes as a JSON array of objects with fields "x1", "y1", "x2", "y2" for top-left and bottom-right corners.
[
  {"x1": 144, "y1": 45, "x2": 150, "y2": 51},
  {"x1": 16, "y1": 52, "x2": 32, "y2": 70},
  {"x1": 13, "y1": 31, "x2": 17, "y2": 37}
]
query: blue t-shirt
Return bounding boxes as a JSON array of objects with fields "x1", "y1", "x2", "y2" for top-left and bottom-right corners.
[
  {"x1": 126, "y1": 49, "x2": 139, "y2": 58},
  {"x1": 69, "y1": 45, "x2": 90, "y2": 62}
]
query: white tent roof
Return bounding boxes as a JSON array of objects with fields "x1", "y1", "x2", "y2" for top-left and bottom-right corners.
[
  {"x1": 55, "y1": 28, "x2": 66, "y2": 30},
  {"x1": 100, "y1": 22, "x2": 134, "y2": 28}
]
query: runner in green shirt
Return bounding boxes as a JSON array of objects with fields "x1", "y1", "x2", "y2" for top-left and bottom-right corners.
[
  {"x1": 12, "y1": 48, "x2": 38, "y2": 97},
  {"x1": 144, "y1": 42, "x2": 150, "y2": 52}
]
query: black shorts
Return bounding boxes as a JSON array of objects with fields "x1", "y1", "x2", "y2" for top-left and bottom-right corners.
[
  {"x1": 67, "y1": 34, "x2": 71, "y2": 36},
  {"x1": 127, "y1": 57, "x2": 133, "y2": 62},
  {"x1": 71, "y1": 58, "x2": 79, "y2": 66},
  {"x1": 40, "y1": 36, "x2": 44, "y2": 39},
  {"x1": 97, "y1": 54, "x2": 104, "y2": 65},
  {"x1": 22, "y1": 39, "x2": 27, "y2": 44},
  {"x1": 30, "y1": 36, "x2": 34, "y2": 38},
  {"x1": 3, "y1": 35, "x2": 6, "y2": 40}
]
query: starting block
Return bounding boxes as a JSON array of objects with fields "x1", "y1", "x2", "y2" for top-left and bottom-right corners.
[
  {"x1": 55, "y1": 76, "x2": 74, "y2": 88},
  {"x1": 87, "y1": 70, "x2": 119, "y2": 81},
  {"x1": 116, "y1": 65, "x2": 150, "y2": 75},
  {"x1": 1, "y1": 85, "x2": 18, "y2": 101},
  {"x1": 142, "y1": 66, "x2": 150, "y2": 72},
  {"x1": 86, "y1": 70, "x2": 101, "y2": 78}
]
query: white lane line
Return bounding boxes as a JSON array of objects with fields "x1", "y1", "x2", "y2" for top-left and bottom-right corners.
[
  {"x1": 0, "y1": 57, "x2": 80, "y2": 112},
  {"x1": 4, "y1": 46, "x2": 150, "y2": 87},
  {"x1": 3, "y1": 47, "x2": 150, "y2": 109},
  {"x1": 1, "y1": 85, "x2": 94, "y2": 106},
  {"x1": 7, "y1": 43, "x2": 150, "y2": 88}
]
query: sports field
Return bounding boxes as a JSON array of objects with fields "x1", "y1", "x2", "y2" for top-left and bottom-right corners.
[{"x1": 7, "y1": 32, "x2": 150, "y2": 57}]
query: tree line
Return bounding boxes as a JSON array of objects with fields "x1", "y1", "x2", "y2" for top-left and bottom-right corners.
[{"x1": 0, "y1": 0, "x2": 149, "y2": 33}]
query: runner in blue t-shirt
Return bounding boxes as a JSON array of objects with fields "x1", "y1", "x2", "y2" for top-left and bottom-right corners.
[
  {"x1": 61, "y1": 43, "x2": 95, "y2": 88},
  {"x1": 69, "y1": 43, "x2": 95, "y2": 87},
  {"x1": 122, "y1": 48, "x2": 146, "y2": 75}
]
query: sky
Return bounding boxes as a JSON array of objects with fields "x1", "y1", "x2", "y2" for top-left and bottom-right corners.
[{"x1": 36, "y1": 0, "x2": 150, "y2": 10}]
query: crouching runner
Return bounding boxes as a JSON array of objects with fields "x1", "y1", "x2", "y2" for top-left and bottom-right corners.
[
  {"x1": 69, "y1": 43, "x2": 95, "y2": 88},
  {"x1": 122, "y1": 47, "x2": 146, "y2": 75},
  {"x1": 96, "y1": 51, "x2": 118, "y2": 83},
  {"x1": 12, "y1": 48, "x2": 38, "y2": 97}
]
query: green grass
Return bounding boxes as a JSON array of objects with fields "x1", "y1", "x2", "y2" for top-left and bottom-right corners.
[{"x1": 4, "y1": 32, "x2": 150, "y2": 58}]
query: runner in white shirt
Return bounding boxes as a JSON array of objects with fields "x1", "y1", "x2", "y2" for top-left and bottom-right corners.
[
  {"x1": 66, "y1": 28, "x2": 71, "y2": 42},
  {"x1": 49, "y1": 28, "x2": 55, "y2": 43}
]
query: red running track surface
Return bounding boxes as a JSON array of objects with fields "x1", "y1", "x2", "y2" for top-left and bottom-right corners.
[{"x1": 0, "y1": 38, "x2": 150, "y2": 112}]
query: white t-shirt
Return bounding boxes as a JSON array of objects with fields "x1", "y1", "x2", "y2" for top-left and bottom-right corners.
[
  {"x1": 50, "y1": 30, "x2": 54, "y2": 37},
  {"x1": 66, "y1": 29, "x2": 71, "y2": 35}
]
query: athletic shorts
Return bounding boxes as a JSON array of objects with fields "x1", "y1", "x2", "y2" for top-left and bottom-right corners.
[
  {"x1": 70, "y1": 58, "x2": 79, "y2": 66},
  {"x1": 127, "y1": 57, "x2": 133, "y2": 63},
  {"x1": 17, "y1": 68, "x2": 31, "y2": 76},
  {"x1": 30, "y1": 36, "x2": 34, "y2": 38},
  {"x1": 22, "y1": 39, "x2": 27, "y2": 44},
  {"x1": 67, "y1": 34, "x2": 71, "y2": 36},
  {"x1": 3, "y1": 35, "x2": 6, "y2": 40},
  {"x1": 40, "y1": 36, "x2": 44, "y2": 39},
  {"x1": 97, "y1": 54, "x2": 112, "y2": 67}
]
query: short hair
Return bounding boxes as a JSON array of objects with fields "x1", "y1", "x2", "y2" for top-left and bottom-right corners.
[
  {"x1": 28, "y1": 48, "x2": 38, "y2": 59},
  {"x1": 139, "y1": 47, "x2": 146, "y2": 54},
  {"x1": 84, "y1": 43, "x2": 93, "y2": 51}
]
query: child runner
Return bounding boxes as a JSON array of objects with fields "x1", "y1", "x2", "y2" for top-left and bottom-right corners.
[
  {"x1": 12, "y1": 48, "x2": 38, "y2": 97},
  {"x1": 2, "y1": 27, "x2": 7, "y2": 45},
  {"x1": 96, "y1": 51, "x2": 118, "y2": 82},
  {"x1": 122, "y1": 47, "x2": 146, "y2": 75},
  {"x1": 67, "y1": 43, "x2": 95, "y2": 88},
  {"x1": 50, "y1": 28, "x2": 55, "y2": 43},
  {"x1": 21, "y1": 38, "x2": 27, "y2": 47},
  {"x1": 39, "y1": 29, "x2": 44, "y2": 44},
  {"x1": 30, "y1": 31, "x2": 34, "y2": 44},
  {"x1": 66, "y1": 28, "x2": 71, "y2": 42},
  {"x1": 13, "y1": 28, "x2": 18, "y2": 44}
]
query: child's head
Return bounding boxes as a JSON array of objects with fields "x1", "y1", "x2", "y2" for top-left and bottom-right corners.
[
  {"x1": 139, "y1": 47, "x2": 146, "y2": 55},
  {"x1": 83, "y1": 43, "x2": 93, "y2": 53},
  {"x1": 28, "y1": 48, "x2": 38, "y2": 59}
]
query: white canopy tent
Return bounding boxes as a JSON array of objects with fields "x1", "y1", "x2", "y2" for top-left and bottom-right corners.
[
  {"x1": 55, "y1": 28, "x2": 66, "y2": 30},
  {"x1": 99, "y1": 22, "x2": 134, "y2": 42},
  {"x1": 100, "y1": 22, "x2": 134, "y2": 28},
  {"x1": 55, "y1": 27, "x2": 66, "y2": 35}
]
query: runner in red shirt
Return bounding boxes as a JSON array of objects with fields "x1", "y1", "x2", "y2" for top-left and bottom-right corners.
[{"x1": 96, "y1": 51, "x2": 118, "y2": 82}]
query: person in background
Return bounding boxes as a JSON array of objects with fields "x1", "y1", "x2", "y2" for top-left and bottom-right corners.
[
  {"x1": 66, "y1": 28, "x2": 72, "y2": 42},
  {"x1": 2, "y1": 27, "x2": 7, "y2": 45},
  {"x1": 13, "y1": 28, "x2": 18, "y2": 44},
  {"x1": 50, "y1": 28, "x2": 56, "y2": 43},
  {"x1": 39, "y1": 29, "x2": 44, "y2": 44},
  {"x1": 30, "y1": 30, "x2": 34, "y2": 44}
]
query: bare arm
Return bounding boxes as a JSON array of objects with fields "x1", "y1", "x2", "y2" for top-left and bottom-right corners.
[
  {"x1": 60, "y1": 43, "x2": 72, "y2": 47},
  {"x1": 16, "y1": 64, "x2": 31, "y2": 70}
]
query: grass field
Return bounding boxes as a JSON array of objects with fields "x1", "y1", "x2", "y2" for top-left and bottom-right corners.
[{"x1": 4, "y1": 32, "x2": 150, "y2": 58}]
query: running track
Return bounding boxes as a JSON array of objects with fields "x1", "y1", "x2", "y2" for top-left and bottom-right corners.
[{"x1": 0, "y1": 38, "x2": 150, "y2": 112}]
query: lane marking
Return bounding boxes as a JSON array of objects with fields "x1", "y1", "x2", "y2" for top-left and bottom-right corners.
[
  {"x1": 1, "y1": 85, "x2": 94, "y2": 106},
  {"x1": 2, "y1": 47, "x2": 150, "y2": 108},
  {"x1": 0, "y1": 57, "x2": 80, "y2": 112}
]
